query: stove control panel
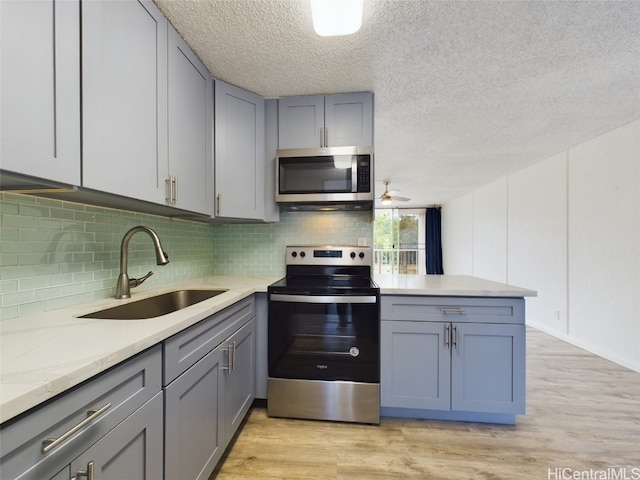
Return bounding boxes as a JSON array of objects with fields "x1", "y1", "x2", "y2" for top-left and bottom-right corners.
[{"x1": 286, "y1": 246, "x2": 372, "y2": 266}]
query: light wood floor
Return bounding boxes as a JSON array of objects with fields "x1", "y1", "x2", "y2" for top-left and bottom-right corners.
[{"x1": 212, "y1": 328, "x2": 640, "y2": 479}]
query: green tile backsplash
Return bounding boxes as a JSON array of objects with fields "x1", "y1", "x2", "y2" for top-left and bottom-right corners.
[
  {"x1": 211, "y1": 210, "x2": 374, "y2": 276},
  {"x1": 1, "y1": 193, "x2": 373, "y2": 320}
]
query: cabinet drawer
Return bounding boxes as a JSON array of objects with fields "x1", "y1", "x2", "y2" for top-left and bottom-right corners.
[
  {"x1": 381, "y1": 296, "x2": 524, "y2": 324},
  {"x1": 163, "y1": 297, "x2": 255, "y2": 385},
  {"x1": 0, "y1": 345, "x2": 162, "y2": 480}
]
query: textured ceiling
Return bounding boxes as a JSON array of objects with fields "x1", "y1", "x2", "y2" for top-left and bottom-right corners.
[{"x1": 154, "y1": 0, "x2": 640, "y2": 208}]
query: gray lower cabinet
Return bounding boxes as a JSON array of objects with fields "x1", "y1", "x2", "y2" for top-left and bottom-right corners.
[
  {"x1": 380, "y1": 295, "x2": 526, "y2": 424},
  {"x1": 0, "y1": 345, "x2": 162, "y2": 480},
  {"x1": 163, "y1": 297, "x2": 256, "y2": 480},
  {"x1": 69, "y1": 393, "x2": 163, "y2": 480}
]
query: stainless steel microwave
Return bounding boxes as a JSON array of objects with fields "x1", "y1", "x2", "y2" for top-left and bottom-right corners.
[{"x1": 276, "y1": 146, "x2": 374, "y2": 210}]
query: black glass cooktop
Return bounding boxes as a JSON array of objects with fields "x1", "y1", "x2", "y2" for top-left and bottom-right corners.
[{"x1": 269, "y1": 266, "x2": 378, "y2": 295}]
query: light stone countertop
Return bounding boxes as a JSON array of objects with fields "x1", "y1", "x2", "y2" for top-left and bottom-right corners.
[
  {"x1": 0, "y1": 275, "x2": 279, "y2": 424},
  {"x1": 374, "y1": 274, "x2": 537, "y2": 297},
  {"x1": 0, "y1": 273, "x2": 535, "y2": 424}
]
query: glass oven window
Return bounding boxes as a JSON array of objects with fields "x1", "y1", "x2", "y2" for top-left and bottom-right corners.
[{"x1": 268, "y1": 300, "x2": 379, "y2": 383}]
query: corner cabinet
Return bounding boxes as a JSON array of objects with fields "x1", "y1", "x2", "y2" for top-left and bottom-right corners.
[
  {"x1": 0, "y1": 346, "x2": 163, "y2": 480},
  {"x1": 163, "y1": 297, "x2": 256, "y2": 480},
  {"x1": 380, "y1": 296, "x2": 526, "y2": 424},
  {"x1": 214, "y1": 80, "x2": 266, "y2": 220},
  {"x1": 278, "y1": 93, "x2": 373, "y2": 149},
  {"x1": 0, "y1": 0, "x2": 81, "y2": 185}
]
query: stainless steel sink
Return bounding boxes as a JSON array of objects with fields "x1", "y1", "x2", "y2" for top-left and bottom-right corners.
[{"x1": 80, "y1": 289, "x2": 228, "y2": 319}]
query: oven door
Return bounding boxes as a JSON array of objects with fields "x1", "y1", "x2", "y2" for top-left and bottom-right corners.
[{"x1": 268, "y1": 294, "x2": 379, "y2": 383}]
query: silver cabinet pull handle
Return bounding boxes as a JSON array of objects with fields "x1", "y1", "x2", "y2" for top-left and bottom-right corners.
[
  {"x1": 217, "y1": 193, "x2": 221, "y2": 216},
  {"x1": 42, "y1": 404, "x2": 111, "y2": 453},
  {"x1": 452, "y1": 325, "x2": 458, "y2": 349},
  {"x1": 439, "y1": 307, "x2": 465, "y2": 315},
  {"x1": 222, "y1": 345, "x2": 231, "y2": 371},
  {"x1": 165, "y1": 176, "x2": 178, "y2": 204},
  {"x1": 72, "y1": 461, "x2": 95, "y2": 480},
  {"x1": 231, "y1": 341, "x2": 236, "y2": 372},
  {"x1": 173, "y1": 176, "x2": 178, "y2": 204},
  {"x1": 445, "y1": 324, "x2": 451, "y2": 349},
  {"x1": 166, "y1": 177, "x2": 172, "y2": 203}
]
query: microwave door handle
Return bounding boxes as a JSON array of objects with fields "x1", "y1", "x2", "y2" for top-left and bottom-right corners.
[{"x1": 352, "y1": 155, "x2": 358, "y2": 193}]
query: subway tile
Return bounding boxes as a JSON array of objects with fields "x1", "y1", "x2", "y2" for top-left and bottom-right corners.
[
  {"x1": 0, "y1": 280, "x2": 18, "y2": 294},
  {"x1": 3, "y1": 214, "x2": 36, "y2": 229},
  {"x1": 1, "y1": 305, "x2": 19, "y2": 320}
]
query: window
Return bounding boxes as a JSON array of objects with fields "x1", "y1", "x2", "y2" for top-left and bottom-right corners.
[{"x1": 373, "y1": 209, "x2": 426, "y2": 274}]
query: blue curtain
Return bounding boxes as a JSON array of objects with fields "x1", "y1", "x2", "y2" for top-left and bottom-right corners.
[{"x1": 426, "y1": 207, "x2": 443, "y2": 274}]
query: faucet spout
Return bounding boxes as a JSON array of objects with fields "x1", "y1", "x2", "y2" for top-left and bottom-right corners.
[{"x1": 116, "y1": 226, "x2": 169, "y2": 299}]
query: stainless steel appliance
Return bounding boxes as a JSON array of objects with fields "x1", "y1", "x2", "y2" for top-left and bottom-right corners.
[
  {"x1": 267, "y1": 246, "x2": 380, "y2": 424},
  {"x1": 276, "y1": 147, "x2": 373, "y2": 210}
]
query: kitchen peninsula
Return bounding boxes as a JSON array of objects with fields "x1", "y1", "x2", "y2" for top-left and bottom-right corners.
[{"x1": 375, "y1": 274, "x2": 536, "y2": 425}]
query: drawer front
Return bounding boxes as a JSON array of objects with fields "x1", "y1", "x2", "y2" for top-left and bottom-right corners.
[
  {"x1": 381, "y1": 296, "x2": 524, "y2": 324},
  {"x1": 163, "y1": 296, "x2": 255, "y2": 385},
  {"x1": 0, "y1": 345, "x2": 162, "y2": 480}
]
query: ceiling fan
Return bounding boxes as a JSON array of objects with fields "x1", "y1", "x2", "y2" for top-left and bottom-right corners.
[{"x1": 379, "y1": 180, "x2": 410, "y2": 205}]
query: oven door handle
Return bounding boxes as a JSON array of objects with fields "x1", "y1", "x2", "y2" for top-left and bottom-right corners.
[{"x1": 270, "y1": 294, "x2": 378, "y2": 304}]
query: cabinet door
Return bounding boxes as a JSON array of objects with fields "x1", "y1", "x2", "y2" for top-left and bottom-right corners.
[
  {"x1": 164, "y1": 345, "x2": 225, "y2": 480},
  {"x1": 225, "y1": 320, "x2": 256, "y2": 440},
  {"x1": 277, "y1": 95, "x2": 324, "y2": 148},
  {"x1": 69, "y1": 393, "x2": 163, "y2": 480},
  {"x1": 380, "y1": 321, "x2": 451, "y2": 410},
  {"x1": 215, "y1": 81, "x2": 265, "y2": 219},
  {"x1": 82, "y1": 0, "x2": 168, "y2": 204},
  {"x1": 0, "y1": 0, "x2": 80, "y2": 184},
  {"x1": 167, "y1": 25, "x2": 213, "y2": 215},
  {"x1": 324, "y1": 93, "x2": 373, "y2": 147},
  {"x1": 451, "y1": 323, "x2": 525, "y2": 414}
]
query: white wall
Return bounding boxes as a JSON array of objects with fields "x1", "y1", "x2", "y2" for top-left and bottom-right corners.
[
  {"x1": 472, "y1": 178, "x2": 508, "y2": 283},
  {"x1": 442, "y1": 192, "x2": 473, "y2": 274},
  {"x1": 508, "y1": 153, "x2": 568, "y2": 337},
  {"x1": 442, "y1": 120, "x2": 640, "y2": 372}
]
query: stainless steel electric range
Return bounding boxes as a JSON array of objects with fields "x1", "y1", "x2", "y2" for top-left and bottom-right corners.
[{"x1": 267, "y1": 245, "x2": 380, "y2": 424}]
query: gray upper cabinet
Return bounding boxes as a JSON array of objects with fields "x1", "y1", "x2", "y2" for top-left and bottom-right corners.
[
  {"x1": 0, "y1": 0, "x2": 81, "y2": 185},
  {"x1": 278, "y1": 93, "x2": 373, "y2": 149},
  {"x1": 167, "y1": 26, "x2": 214, "y2": 215},
  {"x1": 82, "y1": 0, "x2": 168, "y2": 205},
  {"x1": 214, "y1": 80, "x2": 266, "y2": 220}
]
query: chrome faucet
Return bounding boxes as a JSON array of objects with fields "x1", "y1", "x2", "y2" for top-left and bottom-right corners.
[{"x1": 116, "y1": 226, "x2": 169, "y2": 299}]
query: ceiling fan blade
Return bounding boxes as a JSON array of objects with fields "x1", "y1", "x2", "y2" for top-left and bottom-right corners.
[{"x1": 391, "y1": 195, "x2": 410, "y2": 201}]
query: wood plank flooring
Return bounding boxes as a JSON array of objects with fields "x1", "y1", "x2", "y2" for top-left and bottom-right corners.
[{"x1": 211, "y1": 327, "x2": 640, "y2": 479}]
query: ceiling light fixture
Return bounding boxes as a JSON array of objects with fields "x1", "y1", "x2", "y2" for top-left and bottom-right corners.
[{"x1": 310, "y1": 0, "x2": 363, "y2": 37}]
